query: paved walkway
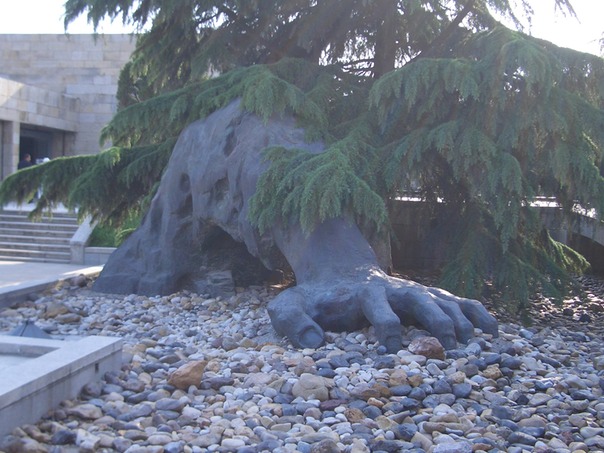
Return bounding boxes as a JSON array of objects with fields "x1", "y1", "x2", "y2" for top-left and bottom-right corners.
[{"x1": 0, "y1": 260, "x2": 103, "y2": 308}]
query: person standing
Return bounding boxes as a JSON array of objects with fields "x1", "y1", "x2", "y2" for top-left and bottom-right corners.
[{"x1": 18, "y1": 153, "x2": 34, "y2": 170}]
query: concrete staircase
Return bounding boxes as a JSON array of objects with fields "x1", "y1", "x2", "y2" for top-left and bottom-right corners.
[{"x1": 0, "y1": 209, "x2": 79, "y2": 263}]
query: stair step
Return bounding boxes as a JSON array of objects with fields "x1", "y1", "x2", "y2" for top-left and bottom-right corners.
[
  {"x1": 0, "y1": 248, "x2": 71, "y2": 262},
  {"x1": 0, "y1": 214, "x2": 78, "y2": 224},
  {"x1": 0, "y1": 255, "x2": 71, "y2": 264},
  {"x1": 0, "y1": 221, "x2": 79, "y2": 232},
  {"x1": 0, "y1": 209, "x2": 77, "y2": 217},
  {"x1": 0, "y1": 241, "x2": 71, "y2": 252},
  {"x1": 0, "y1": 229, "x2": 74, "y2": 239}
]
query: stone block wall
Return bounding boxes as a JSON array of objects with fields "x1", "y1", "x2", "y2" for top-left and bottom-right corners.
[
  {"x1": 0, "y1": 78, "x2": 79, "y2": 130},
  {"x1": 0, "y1": 77, "x2": 81, "y2": 178},
  {"x1": 0, "y1": 34, "x2": 135, "y2": 155}
]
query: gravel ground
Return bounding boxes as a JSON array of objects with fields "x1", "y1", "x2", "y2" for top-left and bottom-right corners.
[{"x1": 1, "y1": 273, "x2": 603, "y2": 453}]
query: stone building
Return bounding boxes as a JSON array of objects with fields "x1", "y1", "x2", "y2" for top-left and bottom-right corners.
[{"x1": 0, "y1": 34, "x2": 136, "y2": 181}]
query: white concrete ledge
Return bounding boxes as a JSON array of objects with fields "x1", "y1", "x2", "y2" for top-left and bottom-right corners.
[
  {"x1": 0, "y1": 335, "x2": 122, "y2": 438},
  {"x1": 84, "y1": 246, "x2": 116, "y2": 265},
  {"x1": 70, "y1": 215, "x2": 96, "y2": 264}
]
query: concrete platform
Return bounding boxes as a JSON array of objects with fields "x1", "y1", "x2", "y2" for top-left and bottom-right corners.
[
  {"x1": 0, "y1": 260, "x2": 103, "y2": 309},
  {"x1": 0, "y1": 335, "x2": 122, "y2": 438}
]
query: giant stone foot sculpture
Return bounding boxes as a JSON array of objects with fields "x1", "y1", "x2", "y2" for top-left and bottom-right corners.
[{"x1": 93, "y1": 99, "x2": 498, "y2": 351}]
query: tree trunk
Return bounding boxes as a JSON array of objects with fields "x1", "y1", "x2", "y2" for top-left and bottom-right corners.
[{"x1": 373, "y1": 0, "x2": 398, "y2": 78}]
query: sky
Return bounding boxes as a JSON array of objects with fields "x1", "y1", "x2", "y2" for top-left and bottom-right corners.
[{"x1": 0, "y1": 0, "x2": 602, "y2": 56}]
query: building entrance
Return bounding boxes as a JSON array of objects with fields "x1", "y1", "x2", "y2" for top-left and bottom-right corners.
[{"x1": 20, "y1": 129, "x2": 52, "y2": 164}]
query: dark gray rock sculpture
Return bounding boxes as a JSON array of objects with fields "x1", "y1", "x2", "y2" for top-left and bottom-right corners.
[{"x1": 93, "y1": 100, "x2": 498, "y2": 351}]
